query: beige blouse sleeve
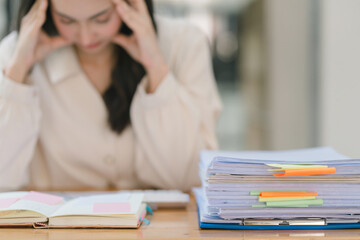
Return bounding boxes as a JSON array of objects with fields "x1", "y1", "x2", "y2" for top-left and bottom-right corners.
[
  {"x1": 0, "y1": 32, "x2": 41, "y2": 191},
  {"x1": 130, "y1": 25, "x2": 222, "y2": 191}
]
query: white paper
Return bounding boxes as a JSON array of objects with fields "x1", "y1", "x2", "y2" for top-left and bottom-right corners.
[
  {"x1": 0, "y1": 191, "x2": 63, "y2": 217},
  {"x1": 50, "y1": 193, "x2": 143, "y2": 217}
]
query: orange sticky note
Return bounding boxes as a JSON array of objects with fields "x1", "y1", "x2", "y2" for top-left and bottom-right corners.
[
  {"x1": 259, "y1": 192, "x2": 318, "y2": 197},
  {"x1": 273, "y1": 167, "x2": 336, "y2": 177}
]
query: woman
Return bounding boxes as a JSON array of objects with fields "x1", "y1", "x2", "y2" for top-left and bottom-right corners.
[{"x1": 0, "y1": 0, "x2": 221, "y2": 191}]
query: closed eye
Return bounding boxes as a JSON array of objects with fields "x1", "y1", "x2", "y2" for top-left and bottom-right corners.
[
  {"x1": 59, "y1": 17, "x2": 75, "y2": 25},
  {"x1": 94, "y1": 11, "x2": 112, "y2": 24},
  {"x1": 94, "y1": 16, "x2": 111, "y2": 24}
]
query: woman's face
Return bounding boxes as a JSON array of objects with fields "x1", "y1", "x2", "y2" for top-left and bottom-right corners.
[{"x1": 51, "y1": 0, "x2": 122, "y2": 54}]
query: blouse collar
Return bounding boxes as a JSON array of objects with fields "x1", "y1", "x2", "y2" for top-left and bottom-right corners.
[{"x1": 44, "y1": 45, "x2": 81, "y2": 84}]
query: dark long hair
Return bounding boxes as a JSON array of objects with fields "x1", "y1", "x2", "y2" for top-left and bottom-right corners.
[{"x1": 16, "y1": 0, "x2": 157, "y2": 134}]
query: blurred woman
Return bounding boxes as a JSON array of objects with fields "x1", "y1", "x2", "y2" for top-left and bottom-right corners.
[{"x1": 0, "y1": 0, "x2": 221, "y2": 191}]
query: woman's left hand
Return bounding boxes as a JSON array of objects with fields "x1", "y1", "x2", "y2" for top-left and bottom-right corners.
[{"x1": 112, "y1": 0, "x2": 169, "y2": 93}]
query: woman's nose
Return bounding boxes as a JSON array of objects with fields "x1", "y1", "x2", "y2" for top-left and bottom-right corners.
[{"x1": 78, "y1": 24, "x2": 94, "y2": 46}]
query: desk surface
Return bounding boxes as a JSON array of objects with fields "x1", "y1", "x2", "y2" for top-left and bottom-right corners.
[{"x1": 1, "y1": 197, "x2": 360, "y2": 240}]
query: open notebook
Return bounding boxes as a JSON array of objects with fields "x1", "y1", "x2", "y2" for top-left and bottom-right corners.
[{"x1": 0, "y1": 191, "x2": 146, "y2": 228}]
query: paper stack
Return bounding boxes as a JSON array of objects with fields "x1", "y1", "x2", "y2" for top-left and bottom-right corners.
[{"x1": 194, "y1": 147, "x2": 360, "y2": 225}]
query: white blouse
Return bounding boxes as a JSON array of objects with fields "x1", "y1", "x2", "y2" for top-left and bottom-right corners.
[{"x1": 0, "y1": 16, "x2": 222, "y2": 192}]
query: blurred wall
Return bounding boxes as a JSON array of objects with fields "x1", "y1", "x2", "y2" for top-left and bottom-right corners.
[
  {"x1": 264, "y1": 0, "x2": 317, "y2": 150},
  {"x1": 0, "y1": 0, "x2": 6, "y2": 38},
  {"x1": 319, "y1": 0, "x2": 360, "y2": 157},
  {"x1": 243, "y1": 0, "x2": 317, "y2": 150},
  {"x1": 244, "y1": 0, "x2": 360, "y2": 157},
  {"x1": 240, "y1": 0, "x2": 266, "y2": 150}
]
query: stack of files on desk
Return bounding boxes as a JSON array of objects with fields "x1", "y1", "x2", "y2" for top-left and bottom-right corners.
[{"x1": 194, "y1": 147, "x2": 360, "y2": 229}]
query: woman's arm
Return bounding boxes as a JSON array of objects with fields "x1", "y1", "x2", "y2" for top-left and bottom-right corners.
[
  {"x1": 0, "y1": 0, "x2": 69, "y2": 190},
  {"x1": 0, "y1": 33, "x2": 42, "y2": 191},
  {"x1": 130, "y1": 26, "x2": 222, "y2": 191}
]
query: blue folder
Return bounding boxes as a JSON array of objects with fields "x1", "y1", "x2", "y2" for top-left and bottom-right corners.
[{"x1": 197, "y1": 206, "x2": 360, "y2": 230}]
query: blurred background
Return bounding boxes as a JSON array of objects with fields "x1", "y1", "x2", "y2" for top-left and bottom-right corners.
[{"x1": 1, "y1": 0, "x2": 360, "y2": 157}]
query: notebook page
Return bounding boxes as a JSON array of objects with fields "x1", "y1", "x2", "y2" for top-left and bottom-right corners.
[
  {"x1": 0, "y1": 192, "x2": 28, "y2": 216},
  {"x1": 0, "y1": 192, "x2": 65, "y2": 217},
  {"x1": 8, "y1": 200, "x2": 64, "y2": 217},
  {"x1": 0, "y1": 192, "x2": 28, "y2": 199},
  {"x1": 50, "y1": 193, "x2": 144, "y2": 217}
]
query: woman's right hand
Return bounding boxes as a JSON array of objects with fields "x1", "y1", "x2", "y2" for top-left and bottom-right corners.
[{"x1": 5, "y1": 0, "x2": 70, "y2": 83}]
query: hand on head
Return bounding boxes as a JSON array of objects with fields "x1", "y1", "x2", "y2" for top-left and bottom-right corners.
[
  {"x1": 6, "y1": 0, "x2": 71, "y2": 83},
  {"x1": 111, "y1": 0, "x2": 159, "y2": 68},
  {"x1": 111, "y1": 0, "x2": 169, "y2": 93}
]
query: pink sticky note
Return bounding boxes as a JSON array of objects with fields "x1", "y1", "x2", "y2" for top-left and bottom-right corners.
[
  {"x1": 21, "y1": 191, "x2": 63, "y2": 205},
  {"x1": 0, "y1": 198, "x2": 19, "y2": 208},
  {"x1": 93, "y1": 202, "x2": 131, "y2": 213}
]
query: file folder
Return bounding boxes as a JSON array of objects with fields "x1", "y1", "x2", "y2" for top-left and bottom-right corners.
[
  {"x1": 195, "y1": 147, "x2": 360, "y2": 230},
  {"x1": 197, "y1": 216, "x2": 360, "y2": 230},
  {"x1": 195, "y1": 194, "x2": 360, "y2": 230}
]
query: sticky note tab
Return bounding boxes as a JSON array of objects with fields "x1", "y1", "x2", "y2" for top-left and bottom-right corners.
[
  {"x1": 266, "y1": 164, "x2": 328, "y2": 170},
  {"x1": 259, "y1": 192, "x2": 317, "y2": 197},
  {"x1": 273, "y1": 167, "x2": 336, "y2": 177},
  {"x1": 266, "y1": 199, "x2": 323, "y2": 207},
  {"x1": 0, "y1": 198, "x2": 19, "y2": 208},
  {"x1": 259, "y1": 196, "x2": 316, "y2": 202},
  {"x1": 251, "y1": 204, "x2": 308, "y2": 208},
  {"x1": 142, "y1": 217, "x2": 150, "y2": 225},
  {"x1": 21, "y1": 191, "x2": 63, "y2": 205},
  {"x1": 273, "y1": 205, "x2": 309, "y2": 208},
  {"x1": 250, "y1": 190, "x2": 306, "y2": 196},
  {"x1": 146, "y1": 205, "x2": 153, "y2": 215},
  {"x1": 93, "y1": 202, "x2": 131, "y2": 213}
]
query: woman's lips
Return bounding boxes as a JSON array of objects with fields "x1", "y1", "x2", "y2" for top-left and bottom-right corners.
[{"x1": 84, "y1": 42, "x2": 102, "y2": 49}]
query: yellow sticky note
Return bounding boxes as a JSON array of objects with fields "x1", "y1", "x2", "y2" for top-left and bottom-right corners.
[{"x1": 266, "y1": 164, "x2": 328, "y2": 171}]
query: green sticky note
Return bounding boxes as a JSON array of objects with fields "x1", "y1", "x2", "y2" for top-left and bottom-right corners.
[
  {"x1": 266, "y1": 199, "x2": 323, "y2": 207},
  {"x1": 259, "y1": 196, "x2": 316, "y2": 202},
  {"x1": 252, "y1": 204, "x2": 309, "y2": 208},
  {"x1": 272, "y1": 205, "x2": 308, "y2": 208},
  {"x1": 250, "y1": 190, "x2": 307, "y2": 196},
  {"x1": 274, "y1": 205, "x2": 309, "y2": 208}
]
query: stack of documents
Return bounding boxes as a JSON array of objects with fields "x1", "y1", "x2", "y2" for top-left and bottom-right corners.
[{"x1": 194, "y1": 147, "x2": 360, "y2": 228}]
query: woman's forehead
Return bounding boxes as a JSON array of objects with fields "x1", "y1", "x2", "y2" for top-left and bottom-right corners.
[{"x1": 51, "y1": 0, "x2": 113, "y2": 19}]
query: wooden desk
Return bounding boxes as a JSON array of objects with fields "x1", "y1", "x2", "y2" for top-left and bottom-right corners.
[{"x1": 1, "y1": 197, "x2": 360, "y2": 240}]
